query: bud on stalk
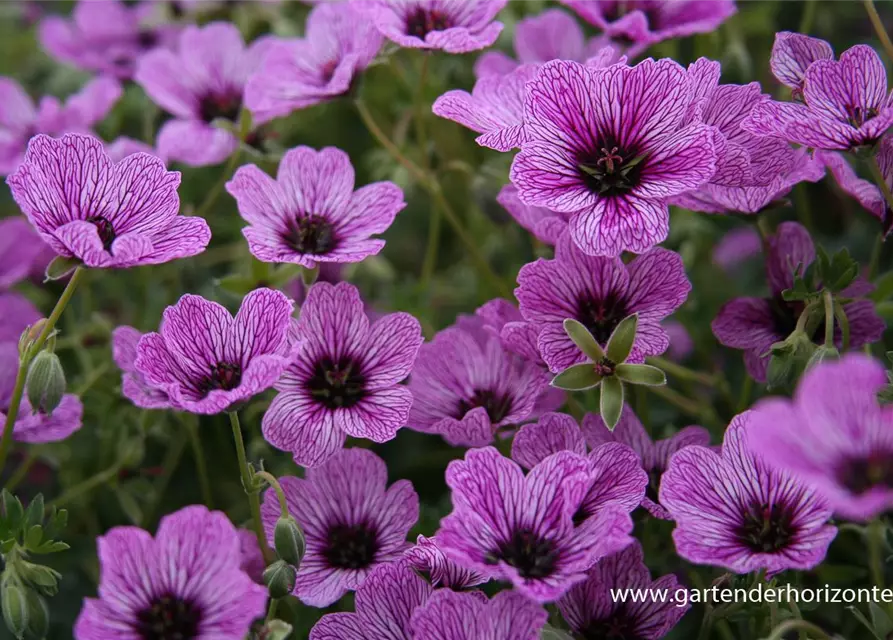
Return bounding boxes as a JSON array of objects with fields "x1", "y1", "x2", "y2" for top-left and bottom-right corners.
[{"x1": 25, "y1": 352, "x2": 66, "y2": 415}]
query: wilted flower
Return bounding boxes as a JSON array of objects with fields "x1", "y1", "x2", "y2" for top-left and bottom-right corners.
[
  {"x1": 559, "y1": 0, "x2": 736, "y2": 57},
  {"x1": 475, "y1": 8, "x2": 612, "y2": 78},
  {"x1": 582, "y1": 407, "x2": 710, "y2": 519},
  {"x1": 245, "y1": 2, "x2": 383, "y2": 120},
  {"x1": 748, "y1": 355, "x2": 893, "y2": 521},
  {"x1": 404, "y1": 535, "x2": 488, "y2": 590},
  {"x1": 263, "y1": 282, "x2": 423, "y2": 467},
  {"x1": 0, "y1": 343, "x2": 82, "y2": 444},
  {"x1": 135, "y1": 288, "x2": 295, "y2": 414},
  {"x1": 712, "y1": 222, "x2": 883, "y2": 382},
  {"x1": 135, "y1": 22, "x2": 276, "y2": 167},
  {"x1": 661, "y1": 412, "x2": 837, "y2": 574},
  {"x1": 0, "y1": 75, "x2": 121, "y2": 175},
  {"x1": 437, "y1": 447, "x2": 635, "y2": 602},
  {"x1": 511, "y1": 59, "x2": 718, "y2": 256},
  {"x1": 557, "y1": 541, "x2": 689, "y2": 639},
  {"x1": 410, "y1": 589, "x2": 547, "y2": 640},
  {"x1": 310, "y1": 561, "x2": 431, "y2": 640},
  {"x1": 368, "y1": 0, "x2": 507, "y2": 54},
  {"x1": 226, "y1": 145, "x2": 405, "y2": 268},
  {"x1": 260, "y1": 448, "x2": 419, "y2": 607},
  {"x1": 744, "y1": 44, "x2": 893, "y2": 151},
  {"x1": 74, "y1": 505, "x2": 267, "y2": 640},
  {"x1": 515, "y1": 235, "x2": 690, "y2": 373},
  {"x1": 6, "y1": 133, "x2": 211, "y2": 269}
]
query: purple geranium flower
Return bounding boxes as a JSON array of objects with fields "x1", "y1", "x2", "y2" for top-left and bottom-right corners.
[
  {"x1": 39, "y1": 0, "x2": 175, "y2": 79},
  {"x1": 407, "y1": 315, "x2": 553, "y2": 447},
  {"x1": 74, "y1": 505, "x2": 267, "y2": 640},
  {"x1": 817, "y1": 135, "x2": 892, "y2": 231},
  {"x1": 311, "y1": 561, "x2": 431, "y2": 640},
  {"x1": 135, "y1": 22, "x2": 276, "y2": 167},
  {"x1": 475, "y1": 8, "x2": 611, "y2": 78},
  {"x1": 744, "y1": 44, "x2": 893, "y2": 151},
  {"x1": 368, "y1": 0, "x2": 507, "y2": 54},
  {"x1": 245, "y1": 2, "x2": 383, "y2": 120},
  {"x1": 226, "y1": 145, "x2": 405, "y2": 268},
  {"x1": 712, "y1": 222, "x2": 884, "y2": 382},
  {"x1": 404, "y1": 535, "x2": 488, "y2": 590},
  {"x1": 748, "y1": 355, "x2": 893, "y2": 521},
  {"x1": 582, "y1": 407, "x2": 710, "y2": 519},
  {"x1": 511, "y1": 412, "x2": 647, "y2": 522},
  {"x1": 433, "y1": 64, "x2": 537, "y2": 152},
  {"x1": 515, "y1": 235, "x2": 691, "y2": 373},
  {"x1": 0, "y1": 75, "x2": 121, "y2": 175},
  {"x1": 713, "y1": 227, "x2": 762, "y2": 271},
  {"x1": 559, "y1": 0, "x2": 736, "y2": 57},
  {"x1": 410, "y1": 588, "x2": 547, "y2": 640},
  {"x1": 661, "y1": 412, "x2": 837, "y2": 575},
  {"x1": 261, "y1": 448, "x2": 419, "y2": 607},
  {"x1": 557, "y1": 541, "x2": 689, "y2": 639},
  {"x1": 6, "y1": 133, "x2": 211, "y2": 269},
  {"x1": 112, "y1": 326, "x2": 171, "y2": 410},
  {"x1": 511, "y1": 59, "x2": 718, "y2": 256},
  {"x1": 437, "y1": 447, "x2": 635, "y2": 603},
  {"x1": 496, "y1": 184, "x2": 569, "y2": 245},
  {"x1": 0, "y1": 217, "x2": 50, "y2": 289},
  {"x1": 663, "y1": 320, "x2": 693, "y2": 361},
  {"x1": 263, "y1": 282, "x2": 423, "y2": 467},
  {"x1": 105, "y1": 137, "x2": 158, "y2": 163},
  {"x1": 0, "y1": 342, "x2": 83, "y2": 444},
  {"x1": 0, "y1": 293, "x2": 40, "y2": 345},
  {"x1": 135, "y1": 288, "x2": 295, "y2": 414},
  {"x1": 769, "y1": 31, "x2": 834, "y2": 100},
  {"x1": 237, "y1": 529, "x2": 265, "y2": 585}
]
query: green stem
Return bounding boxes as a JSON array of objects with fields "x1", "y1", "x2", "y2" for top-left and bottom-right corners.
[
  {"x1": 229, "y1": 411, "x2": 274, "y2": 564},
  {"x1": 798, "y1": 0, "x2": 817, "y2": 33},
  {"x1": 143, "y1": 428, "x2": 188, "y2": 527},
  {"x1": 764, "y1": 620, "x2": 832, "y2": 640},
  {"x1": 4, "y1": 449, "x2": 39, "y2": 492},
  {"x1": 354, "y1": 99, "x2": 510, "y2": 298},
  {"x1": 736, "y1": 374, "x2": 753, "y2": 414},
  {"x1": 833, "y1": 302, "x2": 851, "y2": 351},
  {"x1": 864, "y1": 0, "x2": 893, "y2": 63},
  {"x1": 265, "y1": 597, "x2": 279, "y2": 623},
  {"x1": 869, "y1": 518, "x2": 887, "y2": 589},
  {"x1": 647, "y1": 356, "x2": 717, "y2": 387},
  {"x1": 414, "y1": 55, "x2": 443, "y2": 291},
  {"x1": 869, "y1": 231, "x2": 885, "y2": 281},
  {"x1": 48, "y1": 461, "x2": 123, "y2": 509},
  {"x1": 0, "y1": 267, "x2": 85, "y2": 476},
  {"x1": 697, "y1": 610, "x2": 715, "y2": 640},
  {"x1": 868, "y1": 152, "x2": 893, "y2": 222},
  {"x1": 255, "y1": 470, "x2": 288, "y2": 518},
  {"x1": 648, "y1": 385, "x2": 720, "y2": 427},
  {"x1": 822, "y1": 290, "x2": 834, "y2": 347},
  {"x1": 186, "y1": 417, "x2": 213, "y2": 509}
]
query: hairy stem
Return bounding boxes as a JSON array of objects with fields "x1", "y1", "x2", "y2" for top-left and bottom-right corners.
[
  {"x1": 864, "y1": 0, "x2": 893, "y2": 63},
  {"x1": 229, "y1": 411, "x2": 273, "y2": 564}
]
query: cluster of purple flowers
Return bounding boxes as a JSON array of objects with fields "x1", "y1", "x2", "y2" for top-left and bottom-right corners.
[{"x1": 2, "y1": 1, "x2": 892, "y2": 639}]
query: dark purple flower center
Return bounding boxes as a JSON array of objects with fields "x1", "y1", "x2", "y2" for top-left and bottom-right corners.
[
  {"x1": 134, "y1": 592, "x2": 202, "y2": 640},
  {"x1": 644, "y1": 466, "x2": 662, "y2": 505},
  {"x1": 283, "y1": 215, "x2": 337, "y2": 255},
  {"x1": 579, "y1": 612, "x2": 642, "y2": 640},
  {"x1": 198, "y1": 93, "x2": 242, "y2": 124},
  {"x1": 137, "y1": 29, "x2": 159, "y2": 50},
  {"x1": 603, "y1": 0, "x2": 664, "y2": 31},
  {"x1": 306, "y1": 357, "x2": 366, "y2": 409},
  {"x1": 836, "y1": 453, "x2": 893, "y2": 495},
  {"x1": 576, "y1": 292, "x2": 628, "y2": 345},
  {"x1": 487, "y1": 528, "x2": 559, "y2": 579},
  {"x1": 405, "y1": 7, "x2": 451, "y2": 38},
  {"x1": 457, "y1": 388, "x2": 514, "y2": 423},
  {"x1": 735, "y1": 502, "x2": 797, "y2": 553},
  {"x1": 197, "y1": 362, "x2": 243, "y2": 397},
  {"x1": 844, "y1": 105, "x2": 879, "y2": 128},
  {"x1": 578, "y1": 143, "x2": 646, "y2": 196},
  {"x1": 320, "y1": 59, "x2": 339, "y2": 84},
  {"x1": 87, "y1": 216, "x2": 117, "y2": 252},
  {"x1": 323, "y1": 522, "x2": 379, "y2": 569}
]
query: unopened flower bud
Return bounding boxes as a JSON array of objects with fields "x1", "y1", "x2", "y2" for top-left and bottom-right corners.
[
  {"x1": 25, "y1": 352, "x2": 66, "y2": 416},
  {"x1": 766, "y1": 333, "x2": 815, "y2": 391},
  {"x1": 2, "y1": 583, "x2": 28, "y2": 639},
  {"x1": 261, "y1": 619, "x2": 294, "y2": 640},
  {"x1": 274, "y1": 516, "x2": 305, "y2": 568},
  {"x1": 806, "y1": 344, "x2": 840, "y2": 371},
  {"x1": 24, "y1": 590, "x2": 48, "y2": 640},
  {"x1": 263, "y1": 560, "x2": 296, "y2": 599}
]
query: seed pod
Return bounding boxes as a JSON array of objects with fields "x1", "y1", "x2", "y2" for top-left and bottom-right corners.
[
  {"x1": 273, "y1": 516, "x2": 305, "y2": 568},
  {"x1": 25, "y1": 352, "x2": 66, "y2": 415},
  {"x1": 263, "y1": 560, "x2": 297, "y2": 600},
  {"x1": 2, "y1": 583, "x2": 29, "y2": 640}
]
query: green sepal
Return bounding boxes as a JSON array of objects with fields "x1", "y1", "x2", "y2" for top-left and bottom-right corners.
[
  {"x1": 562, "y1": 319, "x2": 605, "y2": 362},
  {"x1": 44, "y1": 256, "x2": 80, "y2": 282},
  {"x1": 600, "y1": 376, "x2": 624, "y2": 430},
  {"x1": 615, "y1": 363, "x2": 667, "y2": 386},
  {"x1": 606, "y1": 314, "x2": 638, "y2": 364},
  {"x1": 550, "y1": 364, "x2": 602, "y2": 391}
]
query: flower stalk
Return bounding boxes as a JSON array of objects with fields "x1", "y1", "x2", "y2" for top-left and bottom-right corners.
[{"x1": 228, "y1": 411, "x2": 274, "y2": 565}]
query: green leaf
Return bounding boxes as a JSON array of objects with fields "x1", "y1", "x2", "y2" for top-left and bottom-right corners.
[
  {"x1": 32, "y1": 541, "x2": 69, "y2": 555},
  {"x1": 550, "y1": 364, "x2": 602, "y2": 391},
  {"x1": 850, "y1": 606, "x2": 884, "y2": 640},
  {"x1": 42, "y1": 509, "x2": 67, "y2": 541},
  {"x1": 43, "y1": 256, "x2": 80, "y2": 282},
  {"x1": 117, "y1": 491, "x2": 143, "y2": 526},
  {"x1": 871, "y1": 271, "x2": 893, "y2": 302},
  {"x1": 606, "y1": 314, "x2": 638, "y2": 364},
  {"x1": 562, "y1": 319, "x2": 605, "y2": 362},
  {"x1": 1, "y1": 491, "x2": 24, "y2": 534},
  {"x1": 23, "y1": 495, "x2": 43, "y2": 532},
  {"x1": 23, "y1": 525, "x2": 42, "y2": 552},
  {"x1": 615, "y1": 363, "x2": 667, "y2": 386},
  {"x1": 600, "y1": 376, "x2": 624, "y2": 430},
  {"x1": 871, "y1": 602, "x2": 893, "y2": 638}
]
